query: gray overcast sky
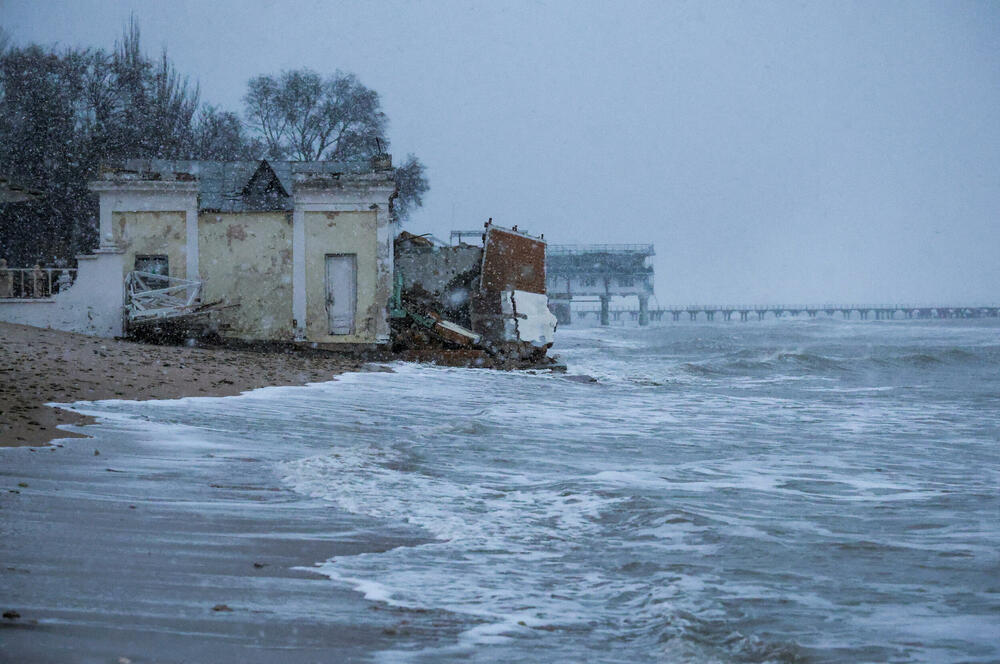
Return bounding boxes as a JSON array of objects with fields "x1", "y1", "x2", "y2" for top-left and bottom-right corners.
[{"x1": 3, "y1": 0, "x2": 998, "y2": 303}]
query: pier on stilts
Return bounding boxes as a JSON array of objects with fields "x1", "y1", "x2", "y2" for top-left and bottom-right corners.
[
  {"x1": 568, "y1": 303, "x2": 1000, "y2": 324},
  {"x1": 541, "y1": 242, "x2": 996, "y2": 325}
]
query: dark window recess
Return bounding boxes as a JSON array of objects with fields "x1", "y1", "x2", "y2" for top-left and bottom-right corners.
[
  {"x1": 135, "y1": 255, "x2": 169, "y2": 289},
  {"x1": 241, "y1": 160, "x2": 291, "y2": 211}
]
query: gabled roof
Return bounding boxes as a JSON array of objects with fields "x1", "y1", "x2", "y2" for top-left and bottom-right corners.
[{"x1": 242, "y1": 160, "x2": 290, "y2": 198}]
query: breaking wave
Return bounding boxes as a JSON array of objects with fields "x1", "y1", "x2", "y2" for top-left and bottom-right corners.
[
  {"x1": 227, "y1": 320, "x2": 1000, "y2": 662},
  {"x1": 607, "y1": 344, "x2": 999, "y2": 390}
]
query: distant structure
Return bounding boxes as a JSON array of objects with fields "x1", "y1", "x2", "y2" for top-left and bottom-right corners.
[
  {"x1": 545, "y1": 244, "x2": 655, "y2": 326},
  {"x1": 570, "y1": 303, "x2": 1000, "y2": 323}
]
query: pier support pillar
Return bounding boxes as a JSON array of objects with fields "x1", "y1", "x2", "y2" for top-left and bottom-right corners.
[
  {"x1": 548, "y1": 299, "x2": 572, "y2": 326},
  {"x1": 600, "y1": 295, "x2": 610, "y2": 326},
  {"x1": 638, "y1": 295, "x2": 650, "y2": 326}
]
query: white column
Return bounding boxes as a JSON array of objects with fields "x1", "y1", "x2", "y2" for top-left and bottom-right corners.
[
  {"x1": 292, "y1": 207, "x2": 306, "y2": 340},
  {"x1": 98, "y1": 194, "x2": 115, "y2": 249},
  {"x1": 185, "y1": 203, "x2": 199, "y2": 279},
  {"x1": 374, "y1": 200, "x2": 394, "y2": 343}
]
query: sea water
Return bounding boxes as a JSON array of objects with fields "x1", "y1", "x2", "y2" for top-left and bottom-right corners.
[{"x1": 70, "y1": 318, "x2": 1000, "y2": 662}]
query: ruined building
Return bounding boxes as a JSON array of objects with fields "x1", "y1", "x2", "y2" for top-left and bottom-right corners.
[
  {"x1": 393, "y1": 223, "x2": 557, "y2": 366},
  {"x1": 1, "y1": 160, "x2": 561, "y2": 367},
  {"x1": 0, "y1": 158, "x2": 395, "y2": 344}
]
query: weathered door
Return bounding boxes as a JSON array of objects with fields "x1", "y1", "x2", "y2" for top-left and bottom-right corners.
[{"x1": 325, "y1": 254, "x2": 357, "y2": 335}]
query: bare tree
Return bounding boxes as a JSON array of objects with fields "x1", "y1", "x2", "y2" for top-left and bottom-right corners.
[
  {"x1": 109, "y1": 18, "x2": 199, "y2": 160},
  {"x1": 243, "y1": 68, "x2": 428, "y2": 221},
  {"x1": 243, "y1": 69, "x2": 386, "y2": 161},
  {"x1": 243, "y1": 74, "x2": 289, "y2": 159},
  {"x1": 393, "y1": 155, "x2": 429, "y2": 222},
  {"x1": 191, "y1": 105, "x2": 263, "y2": 161},
  {"x1": 0, "y1": 19, "x2": 260, "y2": 265}
]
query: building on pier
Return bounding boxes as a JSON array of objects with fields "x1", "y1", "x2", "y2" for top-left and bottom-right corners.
[{"x1": 545, "y1": 244, "x2": 655, "y2": 325}]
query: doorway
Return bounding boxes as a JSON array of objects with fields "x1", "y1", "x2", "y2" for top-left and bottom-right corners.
[{"x1": 325, "y1": 254, "x2": 357, "y2": 335}]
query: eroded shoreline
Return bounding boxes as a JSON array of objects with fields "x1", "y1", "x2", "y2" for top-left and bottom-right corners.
[
  {"x1": 0, "y1": 321, "x2": 368, "y2": 446},
  {"x1": 0, "y1": 391, "x2": 456, "y2": 662}
]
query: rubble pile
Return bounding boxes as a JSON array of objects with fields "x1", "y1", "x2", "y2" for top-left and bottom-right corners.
[{"x1": 391, "y1": 223, "x2": 559, "y2": 369}]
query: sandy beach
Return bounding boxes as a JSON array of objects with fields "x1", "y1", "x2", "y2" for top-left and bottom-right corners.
[
  {"x1": 0, "y1": 395, "x2": 461, "y2": 662},
  {"x1": 0, "y1": 321, "x2": 465, "y2": 661},
  {"x1": 0, "y1": 321, "x2": 371, "y2": 446}
]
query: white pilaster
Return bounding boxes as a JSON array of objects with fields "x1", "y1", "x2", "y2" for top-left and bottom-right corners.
[
  {"x1": 292, "y1": 207, "x2": 306, "y2": 340},
  {"x1": 185, "y1": 203, "x2": 199, "y2": 278},
  {"x1": 292, "y1": 176, "x2": 396, "y2": 345},
  {"x1": 99, "y1": 197, "x2": 115, "y2": 249},
  {"x1": 373, "y1": 202, "x2": 394, "y2": 344}
]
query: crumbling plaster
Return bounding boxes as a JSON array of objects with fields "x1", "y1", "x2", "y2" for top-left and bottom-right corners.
[
  {"x1": 199, "y1": 213, "x2": 293, "y2": 340},
  {"x1": 292, "y1": 176, "x2": 395, "y2": 345},
  {"x1": 88, "y1": 168, "x2": 394, "y2": 345},
  {"x1": 91, "y1": 181, "x2": 199, "y2": 277},
  {"x1": 112, "y1": 211, "x2": 187, "y2": 279},
  {"x1": 396, "y1": 245, "x2": 483, "y2": 297}
]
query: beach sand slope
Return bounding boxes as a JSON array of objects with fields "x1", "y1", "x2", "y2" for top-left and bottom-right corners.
[{"x1": 0, "y1": 322, "x2": 366, "y2": 446}]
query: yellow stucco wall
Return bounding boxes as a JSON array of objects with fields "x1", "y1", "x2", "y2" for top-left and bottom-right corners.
[
  {"x1": 112, "y1": 211, "x2": 186, "y2": 279},
  {"x1": 199, "y1": 213, "x2": 294, "y2": 340},
  {"x1": 304, "y1": 210, "x2": 378, "y2": 344}
]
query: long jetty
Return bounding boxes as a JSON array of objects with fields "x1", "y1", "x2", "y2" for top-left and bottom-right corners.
[{"x1": 570, "y1": 304, "x2": 1000, "y2": 324}]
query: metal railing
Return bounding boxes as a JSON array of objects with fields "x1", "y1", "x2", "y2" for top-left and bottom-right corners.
[
  {"x1": 651, "y1": 304, "x2": 1000, "y2": 312},
  {"x1": 569, "y1": 302, "x2": 1000, "y2": 313},
  {"x1": 546, "y1": 270, "x2": 654, "y2": 279},
  {"x1": 547, "y1": 244, "x2": 655, "y2": 256},
  {"x1": 125, "y1": 270, "x2": 203, "y2": 323},
  {"x1": 0, "y1": 266, "x2": 78, "y2": 299}
]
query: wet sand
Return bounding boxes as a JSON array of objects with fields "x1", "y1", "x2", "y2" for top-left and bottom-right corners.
[
  {"x1": 0, "y1": 321, "x2": 369, "y2": 446},
  {"x1": 0, "y1": 407, "x2": 462, "y2": 662},
  {"x1": 0, "y1": 323, "x2": 463, "y2": 661}
]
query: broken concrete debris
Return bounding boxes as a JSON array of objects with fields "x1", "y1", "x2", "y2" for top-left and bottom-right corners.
[
  {"x1": 500, "y1": 290, "x2": 556, "y2": 347},
  {"x1": 392, "y1": 223, "x2": 559, "y2": 368}
]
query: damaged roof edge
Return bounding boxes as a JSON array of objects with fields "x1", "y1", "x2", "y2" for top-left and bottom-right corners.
[{"x1": 92, "y1": 158, "x2": 395, "y2": 212}]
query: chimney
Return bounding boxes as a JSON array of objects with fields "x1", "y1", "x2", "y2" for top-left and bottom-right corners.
[{"x1": 371, "y1": 153, "x2": 392, "y2": 172}]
